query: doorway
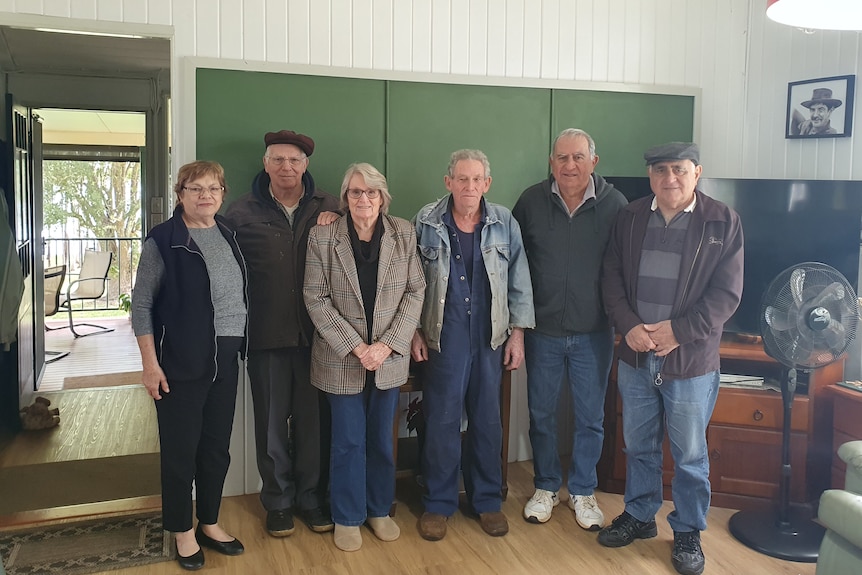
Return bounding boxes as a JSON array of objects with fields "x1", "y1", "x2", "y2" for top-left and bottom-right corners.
[
  {"x1": 39, "y1": 109, "x2": 146, "y2": 391},
  {"x1": 0, "y1": 22, "x2": 171, "y2": 521}
]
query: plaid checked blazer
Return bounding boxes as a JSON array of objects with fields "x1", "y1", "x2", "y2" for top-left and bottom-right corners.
[{"x1": 304, "y1": 214, "x2": 425, "y2": 394}]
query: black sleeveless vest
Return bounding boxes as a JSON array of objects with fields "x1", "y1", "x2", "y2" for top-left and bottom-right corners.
[{"x1": 147, "y1": 208, "x2": 247, "y2": 382}]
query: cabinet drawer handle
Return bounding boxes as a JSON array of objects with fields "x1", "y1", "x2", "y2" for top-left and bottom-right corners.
[
  {"x1": 710, "y1": 449, "x2": 720, "y2": 461},
  {"x1": 752, "y1": 409, "x2": 764, "y2": 422}
]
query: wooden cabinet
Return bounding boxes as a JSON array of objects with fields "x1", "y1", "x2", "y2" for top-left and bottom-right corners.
[
  {"x1": 597, "y1": 337, "x2": 844, "y2": 511},
  {"x1": 825, "y1": 384, "x2": 862, "y2": 489}
]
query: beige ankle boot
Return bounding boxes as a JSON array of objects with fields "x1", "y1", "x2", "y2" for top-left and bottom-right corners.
[
  {"x1": 333, "y1": 524, "x2": 362, "y2": 552},
  {"x1": 367, "y1": 516, "x2": 400, "y2": 541}
]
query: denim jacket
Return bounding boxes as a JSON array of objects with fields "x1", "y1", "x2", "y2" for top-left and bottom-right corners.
[{"x1": 414, "y1": 196, "x2": 535, "y2": 351}]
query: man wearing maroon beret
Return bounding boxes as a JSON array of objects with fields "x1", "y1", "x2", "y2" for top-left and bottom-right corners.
[{"x1": 225, "y1": 130, "x2": 340, "y2": 537}]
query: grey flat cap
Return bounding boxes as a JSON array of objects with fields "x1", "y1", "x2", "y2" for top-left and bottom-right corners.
[{"x1": 644, "y1": 142, "x2": 700, "y2": 166}]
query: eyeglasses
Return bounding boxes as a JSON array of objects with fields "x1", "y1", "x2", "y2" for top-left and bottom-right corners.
[
  {"x1": 183, "y1": 185, "x2": 224, "y2": 196},
  {"x1": 266, "y1": 155, "x2": 306, "y2": 167},
  {"x1": 346, "y1": 188, "x2": 381, "y2": 199}
]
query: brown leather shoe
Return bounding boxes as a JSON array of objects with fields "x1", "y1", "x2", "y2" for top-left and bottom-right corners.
[
  {"x1": 479, "y1": 511, "x2": 509, "y2": 537},
  {"x1": 418, "y1": 512, "x2": 447, "y2": 541}
]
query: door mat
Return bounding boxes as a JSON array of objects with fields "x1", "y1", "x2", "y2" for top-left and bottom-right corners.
[
  {"x1": 63, "y1": 371, "x2": 143, "y2": 390},
  {"x1": 0, "y1": 511, "x2": 173, "y2": 575}
]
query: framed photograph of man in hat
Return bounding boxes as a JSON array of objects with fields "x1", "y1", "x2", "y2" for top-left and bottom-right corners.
[{"x1": 786, "y1": 74, "x2": 855, "y2": 139}]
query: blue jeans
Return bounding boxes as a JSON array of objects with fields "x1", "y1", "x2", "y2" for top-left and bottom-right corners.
[
  {"x1": 525, "y1": 329, "x2": 613, "y2": 496},
  {"x1": 617, "y1": 355, "x2": 720, "y2": 532},
  {"x1": 326, "y1": 383, "x2": 399, "y2": 526}
]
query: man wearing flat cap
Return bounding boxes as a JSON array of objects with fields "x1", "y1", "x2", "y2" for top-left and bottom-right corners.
[
  {"x1": 599, "y1": 142, "x2": 743, "y2": 575},
  {"x1": 791, "y1": 87, "x2": 843, "y2": 136},
  {"x1": 225, "y1": 130, "x2": 340, "y2": 538}
]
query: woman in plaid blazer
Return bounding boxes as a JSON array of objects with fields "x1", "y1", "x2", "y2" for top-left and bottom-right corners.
[{"x1": 304, "y1": 162, "x2": 425, "y2": 552}]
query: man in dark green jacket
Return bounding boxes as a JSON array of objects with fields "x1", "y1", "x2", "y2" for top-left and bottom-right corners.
[{"x1": 513, "y1": 128, "x2": 626, "y2": 530}]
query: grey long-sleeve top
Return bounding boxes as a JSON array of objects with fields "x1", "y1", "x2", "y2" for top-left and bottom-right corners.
[{"x1": 132, "y1": 228, "x2": 246, "y2": 338}]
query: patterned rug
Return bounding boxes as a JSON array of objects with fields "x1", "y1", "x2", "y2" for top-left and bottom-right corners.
[{"x1": 0, "y1": 512, "x2": 173, "y2": 575}]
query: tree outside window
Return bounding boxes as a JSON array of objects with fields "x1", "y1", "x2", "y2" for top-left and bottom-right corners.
[{"x1": 43, "y1": 157, "x2": 142, "y2": 308}]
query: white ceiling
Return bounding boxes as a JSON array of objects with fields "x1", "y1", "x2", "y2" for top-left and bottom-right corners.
[
  {"x1": 0, "y1": 25, "x2": 169, "y2": 145},
  {"x1": 36, "y1": 109, "x2": 147, "y2": 146},
  {"x1": 0, "y1": 26, "x2": 170, "y2": 76}
]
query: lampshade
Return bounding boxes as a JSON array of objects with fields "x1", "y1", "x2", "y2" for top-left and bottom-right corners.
[{"x1": 767, "y1": 0, "x2": 862, "y2": 31}]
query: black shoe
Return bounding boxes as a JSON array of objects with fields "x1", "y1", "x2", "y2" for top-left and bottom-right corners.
[
  {"x1": 195, "y1": 525, "x2": 244, "y2": 556},
  {"x1": 266, "y1": 508, "x2": 296, "y2": 537},
  {"x1": 597, "y1": 511, "x2": 658, "y2": 548},
  {"x1": 176, "y1": 543, "x2": 205, "y2": 571},
  {"x1": 671, "y1": 530, "x2": 705, "y2": 575},
  {"x1": 298, "y1": 506, "x2": 335, "y2": 533}
]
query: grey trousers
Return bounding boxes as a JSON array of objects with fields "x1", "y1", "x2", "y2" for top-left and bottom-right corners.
[{"x1": 247, "y1": 347, "x2": 324, "y2": 512}]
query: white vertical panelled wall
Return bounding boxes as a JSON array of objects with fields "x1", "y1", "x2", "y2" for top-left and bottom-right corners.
[
  {"x1": 6, "y1": 3, "x2": 862, "y2": 176},
  {"x1": 0, "y1": 0, "x2": 753, "y2": 171},
  {"x1": 4, "y1": 0, "x2": 862, "y2": 496},
  {"x1": 744, "y1": 5, "x2": 862, "y2": 179}
]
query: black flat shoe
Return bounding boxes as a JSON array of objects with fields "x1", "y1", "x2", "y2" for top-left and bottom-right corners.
[
  {"x1": 195, "y1": 525, "x2": 245, "y2": 556},
  {"x1": 176, "y1": 543, "x2": 205, "y2": 571}
]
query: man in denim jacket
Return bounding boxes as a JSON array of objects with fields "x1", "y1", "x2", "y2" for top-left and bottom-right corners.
[{"x1": 411, "y1": 149, "x2": 535, "y2": 542}]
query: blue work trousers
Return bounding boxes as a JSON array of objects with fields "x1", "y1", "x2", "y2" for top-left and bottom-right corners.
[{"x1": 421, "y1": 342, "x2": 504, "y2": 516}]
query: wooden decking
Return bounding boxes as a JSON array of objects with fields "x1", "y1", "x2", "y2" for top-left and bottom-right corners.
[
  {"x1": 0, "y1": 321, "x2": 159, "y2": 523},
  {"x1": 41, "y1": 316, "x2": 143, "y2": 391}
]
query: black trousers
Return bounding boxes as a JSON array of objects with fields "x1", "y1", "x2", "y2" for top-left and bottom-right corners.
[{"x1": 155, "y1": 336, "x2": 242, "y2": 533}]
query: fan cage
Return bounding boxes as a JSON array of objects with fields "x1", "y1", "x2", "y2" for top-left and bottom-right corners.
[{"x1": 760, "y1": 262, "x2": 858, "y2": 370}]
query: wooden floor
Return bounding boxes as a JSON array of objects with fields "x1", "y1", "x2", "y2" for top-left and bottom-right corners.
[
  {"x1": 42, "y1": 316, "x2": 142, "y2": 391},
  {"x1": 0, "y1": 384, "x2": 161, "y2": 521},
  {"x1": 6, "y1": 323, "x2": 820, "y2": 573},
  {"x1": 90, "y1": 461, "x2": 815, "y2": 575},
  {"x1": 0, "y1": 318, "x2": 155, "y2": 521},
  {"x1": 0, "y1": 385, "x2": 158, "y2": 467}
]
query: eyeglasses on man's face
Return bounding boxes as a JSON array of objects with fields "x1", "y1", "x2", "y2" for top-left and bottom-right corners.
[
  {"x1": 266, "y1": 155, "x2": 306, "y2": 168},
  {"x1": 346, "y1": 188, "x2": 381, "y2": 199},
  {"x1": 183, "y1": 185, "x2": 225, "y2": 196}
]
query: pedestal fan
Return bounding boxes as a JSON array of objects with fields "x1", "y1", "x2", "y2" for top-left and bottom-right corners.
[{"x1": 729, "y1": 262, "x2": 858, "y2": 562}]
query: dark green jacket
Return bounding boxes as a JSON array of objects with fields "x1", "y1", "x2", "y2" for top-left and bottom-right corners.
[{"x1": 513, "y1": 173, "x2": 627, "y2": 336}]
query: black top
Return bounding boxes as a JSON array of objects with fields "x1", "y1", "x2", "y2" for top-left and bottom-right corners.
[{"x1": 347, "y1": 213, "x2": 383, "y2": 344}]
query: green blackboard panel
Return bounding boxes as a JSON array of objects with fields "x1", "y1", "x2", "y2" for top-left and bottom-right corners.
[
  {"x1": 195, "y1": 68, "x2": 694, "y2": 216},
  {"x1": 196, "y1": 69, "x2": 386, "y2": 208},
  {"x1": 552, "y1": 90, "x2": 694, "y2": 176},
  {"x1": 386, "y1": 81, "x2": 551, "y2": 218}
]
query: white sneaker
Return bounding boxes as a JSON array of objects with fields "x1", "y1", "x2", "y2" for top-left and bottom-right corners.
[
  {"x1": 569, "y1": 494, "x2": 605, "y2": 531},
  {"x1": 523, "y1": 489, "x2": 559, "y2": 524}
]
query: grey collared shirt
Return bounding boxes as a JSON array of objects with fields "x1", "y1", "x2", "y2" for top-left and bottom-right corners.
[{"x1": 551, "y1": 176, "x2": 596, "y2": 217}]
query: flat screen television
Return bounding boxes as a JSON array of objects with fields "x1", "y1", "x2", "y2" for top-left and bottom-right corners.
[{"x1": 604, "y1": 176, "x2": 862, "y2": 337}]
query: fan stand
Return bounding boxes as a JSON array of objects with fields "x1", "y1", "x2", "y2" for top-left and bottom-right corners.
[{"x1": 728, "y1": 367, "x2": 825, "y2": 562}]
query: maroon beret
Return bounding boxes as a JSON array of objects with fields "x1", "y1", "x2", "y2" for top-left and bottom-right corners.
[{"x1": 263, "y1": 130, "x2": 315, "y2": 157}]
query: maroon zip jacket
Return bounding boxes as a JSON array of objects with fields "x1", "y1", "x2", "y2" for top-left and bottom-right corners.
[{"x1": 601, "y1": 189, "x2": 744, "y2": 379}]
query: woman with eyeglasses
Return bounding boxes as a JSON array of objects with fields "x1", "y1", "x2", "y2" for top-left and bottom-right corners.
[
  {"x1": 303, "y1": 163, "x2": 425, "y2": 552},
  {"x1": 132, "y1": 160, "x2": 248, "y2": 570}
]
